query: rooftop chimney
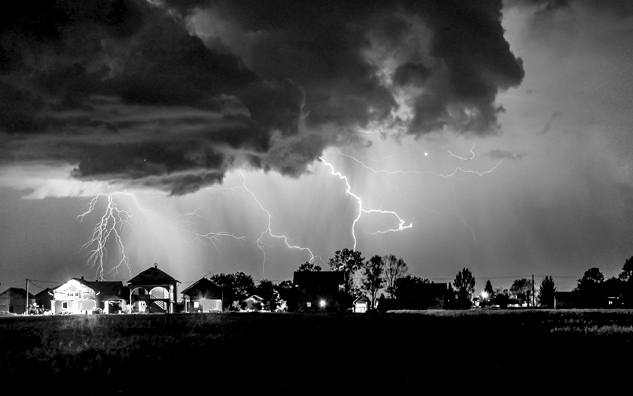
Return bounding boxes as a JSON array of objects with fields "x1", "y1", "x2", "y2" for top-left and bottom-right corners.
[{"x1": 154, "y1": 263, "x2": 158, "y2": 268}]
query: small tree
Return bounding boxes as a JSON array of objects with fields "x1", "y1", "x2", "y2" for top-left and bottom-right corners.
[
  {"x1": 275, "y1": 280, "x2": 295, "y2": 311},
  {"x1": 393, "y1": 275, "x2": 431, "y2": 309},
  {"x1": 297, "y1": 261, "x2": 322, "y2": 272},
  {"x1": 618, "y1": 256, "x2": 633, "y2": 282},
  {"x1": 484, "y1": 280, "x2": 494, "y2": 295},
  {"x1": 361, "y1": 255, "x2": 386, "y2": 310},
  {"x1": 453, "y1": 268, "x2": 475, "y2": 309},
  {"x1": 538, "y1": 276, "x2": 556, "y2": 308},
  {"x1": 383, "y1": 254, "x2": 408, "y2": 298},
  {"x1": 328, "y1": 248, "x2": 365, "y2": 309},
  {"x1": 256, "y1": 279, "x2": 280, "y2": 311},
  {"x1": 574, "y1": 267, "x2": 604, "y2": 308},
  {"x1": 510, "y1": 278, "x2": 534, "y2": 307}
]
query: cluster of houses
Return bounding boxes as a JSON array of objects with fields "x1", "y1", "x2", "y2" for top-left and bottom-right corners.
[{"x1": 0, "y1": 264, "x2": 456, "y2": 315}]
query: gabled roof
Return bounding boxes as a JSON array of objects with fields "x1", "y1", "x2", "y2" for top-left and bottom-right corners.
[
  {"x1": 82, "y1": 280, "x2": 125, "y2": 301},
  {"x1": 181, "y1": 277, "x2": 223, "y2": 297},
  {"x1": 293, "y1": 271, "x2": 345, "y2": 286},
  {"x1": 0, "y1": 287, "x2": 34, "y2": 298},
  {"x1": 53, "y1": 278, "x2": 126, "y2": 300},
  {"x1": 243, "y1": 294, "x2": 264, "y2": 302},
  {"x1": 354, "y1": 295, "x2": 370, "y2": 304},
  {"x1": 34, "y1": 288, "x2": 56, "y2": 298},
  {"x1": 128, "y1": 264, "x2": 179, "y2": 285}
]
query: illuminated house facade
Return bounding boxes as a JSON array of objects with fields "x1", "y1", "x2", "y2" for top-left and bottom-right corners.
[
  {"x1": 52, "y1": 278, "x2": 128, "y2": 314},
  {"x1": 128, "y1": 264, "x2": 179, "y2": 313},
  {"x1": 181, "y1": 277, "x2": 223, "y2": 312}
]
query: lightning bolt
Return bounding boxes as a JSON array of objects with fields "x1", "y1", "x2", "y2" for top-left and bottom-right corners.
[
  {"x1": 319, "y1": 157, "x2": 413, "y2": 250},
  {"x1": 204, "y1": 171, "x2": 320, "y2": 279},
  {"x1": 335, "y1": 148, "x2": 502, "y2": 179},
  {"x1": 77, "y1": 191, "x2": 248, "y2": 280},
  {"x1": 444, "y1": 142, "x2": 476, "y2": 161},
  {"x1": 332, "y1": 142, "x2": 502, "y2": 247},
  {"x1": 238, "y1": 171, "x2": 317, "y2": 278},
  {"x1": 77, "y1": 194, "x2": 133, "y2": 280}
]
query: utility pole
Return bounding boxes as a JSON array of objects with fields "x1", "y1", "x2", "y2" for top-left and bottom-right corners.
[
  {"x1": 532, "y1": 274, "x2": 535, "y2": 308},
  {"x1": 25, "y1": 278, "x2": 29, "y2": 315}
]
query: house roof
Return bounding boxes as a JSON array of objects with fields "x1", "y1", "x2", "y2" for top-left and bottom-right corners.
[
  {"x1": 0, "y1": 288, "x2": 34, "y2": 298},
  {"x1": 81, "y1": 280, "x2": 126, "y2": 301},
  {"x1": 128, "y1": 264, "x2": 179, "y2": 285},
  {"x1": 34, "y1": 288, "x2": 56, "y2": 298},
  {"x1": 181, "y1": 277, "x2": 223, "y2": 297},
  {"x1": 293, "y1": 271, "x2": 345, "y2": 286},
  {"x1": 243, "y1": 294, "x2": 264, "y2": 302},
  {"x1": 354, "y1": 295, "x2": 370, "y2": 304}
]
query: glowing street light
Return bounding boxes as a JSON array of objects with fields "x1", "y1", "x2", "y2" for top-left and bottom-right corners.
[
  {"x1": 481, "y1": 291, "x2": 489, "y2": 300},
  {"x1": 319, "y1": 299, "x2": 326, "y2": 308}
]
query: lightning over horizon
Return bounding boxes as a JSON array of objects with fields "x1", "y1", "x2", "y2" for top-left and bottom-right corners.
[{"x1": 319, "y1": 156, "x2": 413, "y2": 251}]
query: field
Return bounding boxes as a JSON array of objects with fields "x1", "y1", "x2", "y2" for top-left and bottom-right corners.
[{"x1": 2, "y1": 309, "x2": 633, "y2": 393}]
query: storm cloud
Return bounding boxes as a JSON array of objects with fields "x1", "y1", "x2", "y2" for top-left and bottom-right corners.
[{"x1": 0, "y1": 0, "x2": 524, "y2": 195}]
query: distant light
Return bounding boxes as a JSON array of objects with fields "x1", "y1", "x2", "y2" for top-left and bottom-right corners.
[
  {"x1": 481, "y1": 291, "x2": 489, "y2": 299},
  {"x1": 319, "y1": 299, "x2": 326, "y2": 308},
  {"x1": 424, "y1": 152, "x2": 428, "y2": 157}
]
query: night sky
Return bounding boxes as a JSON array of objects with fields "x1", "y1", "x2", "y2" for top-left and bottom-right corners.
[{"x1": 1, "y1": 0, "x2": 632, "y2": 295}]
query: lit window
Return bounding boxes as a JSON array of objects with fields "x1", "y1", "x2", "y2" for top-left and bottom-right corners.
[{"x1": 306, "y1": 302, "x2": 312, "y2": 307}]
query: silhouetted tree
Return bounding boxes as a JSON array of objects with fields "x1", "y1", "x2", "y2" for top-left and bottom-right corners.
[
  {"x1": 210, "y1": 272, "x2": 256, "y2": 309},
  {"x1": 574, "y1": 267, "x2": 604, "y2": 308},
  {"x1": 494, "y1": 288, "x2": 510, "y2": 309},
  {"x1": 256, "y1": 279, "x2": 282, "y2": 311},
  {"x1": 393, "y1": 275, "x2": 431, "y2": 308},
  {"x1": 484, "y1": 280, "x2": 494, "y2": 295},
  {"x1": 297, "y1": 261, "x2": 322, "y2": 272},
  {"x1": 328, "y1": 248, "x2": 365, "y2": 309},
  {"x1": 618, "y1": 256, "x2": 633, "y2": 282},
  {"x1": 480, "y1": 280, "x2": 494, "y2": 307},
  {"x1": 618, "y1": 257, "x2": 633, "y2": 307},
  {"x1": 275, "y1": 280, "x2": 295, "y2": 311},
  {"x1": 383, "y1": 254, "x2": 408, "y2": 298},
  {"x1": 453, "y1": 268, "x2": 475, "y2": 309},
  {"x1": 510, "y1": 278, "x2": 534, "y2": 307},
  {"x1": 361, "y1": 255, "x2": 385, "y2": 310},
  {"x1": 538, "y1": 276, "x2": 556, "y2": 308}
]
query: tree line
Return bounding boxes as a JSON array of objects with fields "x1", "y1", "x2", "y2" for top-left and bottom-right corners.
[{"x1": 208, "y1": 251, "x2": 633, "y2": 311}]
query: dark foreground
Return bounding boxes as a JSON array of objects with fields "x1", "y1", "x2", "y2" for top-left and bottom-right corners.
[{"x1": 1, "y1": 309, "x2": 632, "y2": 393}]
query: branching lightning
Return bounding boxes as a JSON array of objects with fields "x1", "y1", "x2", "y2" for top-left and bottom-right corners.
[
  {"x1": 330, "y1": 141, "x2": 503, "y2": 247},
  {"x1": 77, "y1": 194, "x2": 133, "y2": 280},
  {"x1": 205, "y1": 171, "x2": 319, "y2": 278},
  {"x1": 445, "y1": 142, "x2": 476, "y2": 161},
  {"x1": 319, "y1": 157, "x2": 413, "y2": 250},
  {"x1": 77, "y1": 191, "x2": 248, "y2": 280}
]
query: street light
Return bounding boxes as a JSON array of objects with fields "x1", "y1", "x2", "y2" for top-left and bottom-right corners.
[{"x1": 319, "y1": 299, "x2": 326, "y2": 308}]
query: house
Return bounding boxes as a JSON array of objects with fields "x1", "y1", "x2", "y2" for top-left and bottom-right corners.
[
  {"x1": 554, "y1": 291, "x2": 576, "y2": 309},
  {"x1": 128, "y1": 264, "x2": 179, "y2": 313},
  {"x1": 181, "y1": 277, "x2": 224, "y2": 312},
  {"x1": 293, "y1": 271, "x2": 345, "y2": 312},
  {"x1": 0, "y1": 288, "x2": 35, "y2": 315},
  {"x1": 51, "y1": 277, "x2": 128, "y2": 314},
  {"x1": 241, "y1": 295, "x2": 265, "y2": 311},
  {"x1": 35, "y1": 288, "x2": 57, "y2": 312},
  {"x1": 353, "y1": 295, "x2": 371, "y2": 313}
]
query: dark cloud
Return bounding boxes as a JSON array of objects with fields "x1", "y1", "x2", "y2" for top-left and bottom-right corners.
[
  {"x1": 0, "y1": 0, "x2": 524, "y2": 195},
  {"x1": 487, "y1": 149, "x2": 525, "y2": 160},
  {"x1": 506, "y1": 0, "x2": 633, "y2": 17}
]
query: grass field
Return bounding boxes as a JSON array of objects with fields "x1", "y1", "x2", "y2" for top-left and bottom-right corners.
[{"x1": 1, "y1": 309, "x2": 632, "y2": 393}]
